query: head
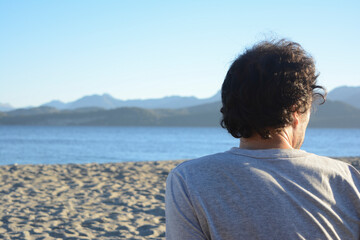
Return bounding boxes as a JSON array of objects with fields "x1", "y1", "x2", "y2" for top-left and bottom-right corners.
[{"x1": 220, "y1": 39, "x2": 326, "y2": 146}]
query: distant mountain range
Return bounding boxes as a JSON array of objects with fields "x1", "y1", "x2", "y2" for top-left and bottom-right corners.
[
  {"x1": 0, "y1": 85, "x2": 359, "y2": 128},
  {"x1": 1, "y1": 85, "x2": 359, "y2": 112},
  {"x1": 309, "y1": 100, "x2": 360, "y2": 128},
  {"x1": 0, "y1": 91, "x2": 221, "y2": 112},
  {"x1": 0, "y1": 103, "x2": 14, "y2": 112},
  {"x1": 0, "y1": 102, "x2": 222, "y2": 126},
  {"x1": 327, "y1": 86, "x2": 360, "y2": 109},
  {"x1": 36, "y1": 85, "x2": 360, "y2": 110},
  {"x1": 1, "y1": 99, "x2": 359, "y2": 128},
  {"x1": 41, "y1": 91, "x2": 221, "y2": 110}
]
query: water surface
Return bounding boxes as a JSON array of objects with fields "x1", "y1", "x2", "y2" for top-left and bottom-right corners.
[{"x1": 0, "y1": 126, "x2": 359, "y2": 165}]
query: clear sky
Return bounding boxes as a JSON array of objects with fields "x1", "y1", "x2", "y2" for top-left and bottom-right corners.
[{"x1": 1, "y1": 0, "x2": 359, "y2": 108}]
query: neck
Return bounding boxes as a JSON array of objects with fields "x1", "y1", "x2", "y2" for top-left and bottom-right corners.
[{"x1": 239, "y1": 128, "x2": 294, "y2": 150}]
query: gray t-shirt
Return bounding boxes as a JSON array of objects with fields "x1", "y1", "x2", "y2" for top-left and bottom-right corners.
[{"x1": 165, "y1": 148, "x2": 360, "y2": 240}]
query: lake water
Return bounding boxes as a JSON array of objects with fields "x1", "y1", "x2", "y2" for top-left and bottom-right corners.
[{"x1": 0, "y1": 126, "x2": 359, "y2": 165}]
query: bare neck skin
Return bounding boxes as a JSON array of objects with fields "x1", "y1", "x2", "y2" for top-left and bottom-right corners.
[
  {"x1": 240, "y1": 127, "x2": 295, "y2": 150},
  {"x1": 240, "y1": 110, "x2": 310, "y2": 150}
]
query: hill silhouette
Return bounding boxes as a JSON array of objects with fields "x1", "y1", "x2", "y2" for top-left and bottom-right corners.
[
  {"x1": 327, "y1": 86, "x2": 360, "y2": 109},
  {"x1": 4, "y1": 85, "x2": 357, "y2": 112},
  {"x1": 42, "y1": 91, "x2": 221, "y2": 110},
  {"x1": 0, "y1": 103, "x2": 14, "y2": 112},
  {"x1": 309, "y1": 100, "x2": 360, "y2": 128},
  {"x1": 0, "y1": 100, "x2": 359, "y2": 128}
]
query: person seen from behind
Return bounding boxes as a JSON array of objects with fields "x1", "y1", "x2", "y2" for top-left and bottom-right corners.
[{"x1": 165, "y1": 39, "x2": 360, "y2": 240}]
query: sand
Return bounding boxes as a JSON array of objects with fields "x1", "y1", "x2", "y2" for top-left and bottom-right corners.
[{"x1": 0, "y1": 157, "x2": 359, "y2": 239}]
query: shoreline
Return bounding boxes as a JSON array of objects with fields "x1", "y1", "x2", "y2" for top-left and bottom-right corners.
[
  {"x1": 1, "y1": 156, "x2": 360, "y2": 167},
  {"x1": 0, "y1": 158, "x2": 359, "y2": 239}
]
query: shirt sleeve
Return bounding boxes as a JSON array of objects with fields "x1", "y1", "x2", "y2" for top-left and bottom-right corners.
[{"x1": 165, "y1": 170, "x2": 207, "y2": 240}]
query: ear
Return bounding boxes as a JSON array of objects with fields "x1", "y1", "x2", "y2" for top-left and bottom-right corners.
[{"x1": 292, "y1": 111, "x2": 300, "y2": 128}]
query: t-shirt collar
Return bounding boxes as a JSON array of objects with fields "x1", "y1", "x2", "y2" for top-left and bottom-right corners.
[{"x1": 228, "y1": 147, "x2": 309, "y2": 159}]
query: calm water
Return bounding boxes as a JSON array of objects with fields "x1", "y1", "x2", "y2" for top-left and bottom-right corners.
[{"x1": 0, "y1": 126, "x2": 359, "y2": 165}]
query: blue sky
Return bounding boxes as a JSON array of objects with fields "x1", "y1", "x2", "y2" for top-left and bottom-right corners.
[{"x1": 1, "y1": 0, "x2": 359, "y2": 108}]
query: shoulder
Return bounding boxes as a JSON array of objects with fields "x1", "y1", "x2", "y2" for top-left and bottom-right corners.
[
  {"x1": 303, "y1": 153, "x2": 360, "y2": 187},
  {"x1": 308, "y1": 154, "x2": 359, "y2": 174},
  {"x1": 167, "y1": 151, "x2": 239, "y2": 184},
  {"x1": 171, "y1": 151, "x2": 230, "y2": 174}
]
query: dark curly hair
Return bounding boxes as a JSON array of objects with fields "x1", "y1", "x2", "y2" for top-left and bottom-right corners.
[{"x1": 220, "y1": 39, "x2": 326, "y2": 139}]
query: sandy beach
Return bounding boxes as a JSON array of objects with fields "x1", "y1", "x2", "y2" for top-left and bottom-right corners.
[{"x1": 0, "y1": 157, "x2": 359, "y2": 239}]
